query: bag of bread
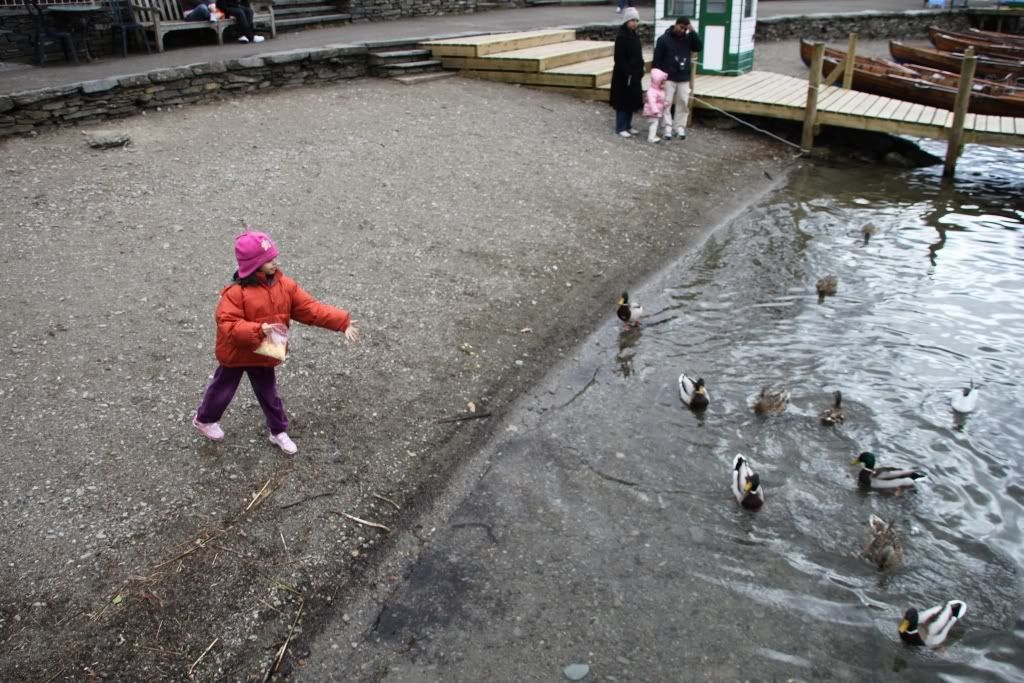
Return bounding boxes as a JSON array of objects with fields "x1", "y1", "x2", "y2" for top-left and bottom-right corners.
[{"x1": 255, "y1": 323, "x2": 288, "y2": 361}]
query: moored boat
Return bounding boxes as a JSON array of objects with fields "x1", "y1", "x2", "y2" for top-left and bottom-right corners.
[
  {"x1": 929, "y1": 28, "x2": 1024, "y2": 60},
  {"x1": 800, "y1": 40, "x2": 1024, "y2": 116},
  {"x1": 890, "y1": 40, "x2": 1024, "y2": 82}
]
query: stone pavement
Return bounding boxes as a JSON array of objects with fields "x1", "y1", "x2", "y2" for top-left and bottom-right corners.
[{"x1": 0, "y1": 0, "x2": 935, "y2": 96}]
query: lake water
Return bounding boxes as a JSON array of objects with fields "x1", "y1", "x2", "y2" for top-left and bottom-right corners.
[
  {"x1": 346, "y1": 143, "x2": 1024, "y2": 682},
  {"x1": 604, "y1": 141, "x2": 1024, "y2": 680}
]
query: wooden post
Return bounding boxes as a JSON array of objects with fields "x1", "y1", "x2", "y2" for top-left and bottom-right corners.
[
  {"x1": 843, "y1": 33, "x2": 857, "y2": 89},
  {"x1": 801, "y1": 42, "x2": 823, "y2": 152},
  {"x1": 943, "y1": 47, "x2": 977, "y2": 178},
  {"x1": 686, "y1": 54, "x2": 698, "y2": 128}
]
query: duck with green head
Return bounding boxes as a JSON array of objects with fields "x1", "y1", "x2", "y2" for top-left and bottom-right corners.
[
  {"x1": 899, "y1": 600, "x2": 966, "y2": 648},
  {"x1": 852, "y1": 452, "x2": 926, "y2": 492}
]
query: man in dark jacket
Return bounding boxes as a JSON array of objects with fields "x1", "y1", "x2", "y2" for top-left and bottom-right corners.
[{"x1": 652, "y1": 17, "x2": 702, "y2": 139}]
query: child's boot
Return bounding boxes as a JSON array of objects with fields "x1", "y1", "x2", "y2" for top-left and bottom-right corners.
[
  {"x1": 648, "y1": 121, "x2": 660, "y2": 143},
  {"x1": 269, "y1": 431, "x2": 298, "y2": 456}
]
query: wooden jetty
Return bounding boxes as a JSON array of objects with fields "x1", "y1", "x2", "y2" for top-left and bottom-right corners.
[{"x1": 421, "y1": 31, "x2": 1024, "y2": 177}]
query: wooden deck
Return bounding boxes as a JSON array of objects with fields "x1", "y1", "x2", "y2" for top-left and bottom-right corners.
[
  {"x1": 421, "y1": 30, "x2": 1024, "y2": 152},
  {"x1": 693, "y1": 71, "x2": 1024, "y2": 149}
]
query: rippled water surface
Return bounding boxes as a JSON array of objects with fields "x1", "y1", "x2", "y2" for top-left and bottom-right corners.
[{"x1": 609, "y1": 144, "x2": 1024, "y2": 680}]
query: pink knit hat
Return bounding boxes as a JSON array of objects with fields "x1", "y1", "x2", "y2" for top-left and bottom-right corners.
[{"x1": 235, "y1": 230, "x2": 279, "y2": 278}]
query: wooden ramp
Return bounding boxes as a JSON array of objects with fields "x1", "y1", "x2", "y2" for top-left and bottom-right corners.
[{"x1": 692, "y1": 71, "x2": 1024, "y2": 149}]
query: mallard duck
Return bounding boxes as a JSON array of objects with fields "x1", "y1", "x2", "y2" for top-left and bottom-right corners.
[
  {"x1": 851, "y1": 452, "x2": 926, "y2": 492},
  {"x1": 864, "y1": 514, "x2": 902, "y2": 570},
  {"x1": 732, "y1": 454, "x2": 764, "y2": 509},
  {"x1": 753, "y1": 386, "x2": 790, "y2": 416},
  {"x1": 819, "y1": 390, "x2": 845, "y2": 426},
  {"x1": 899, "y1": 600, "x2": 967, "y2": 648},
  {"x1": 678, "y1": 373, "x2": 710, "y2": 411},
  {"x1": 862, "y1": 222, "x2": 878, "y2": 245},
  {"x1": 616, "y1": 291, "x2": 643, "y2": 329},
  {"x1": 816, "y1": 275, "x2": 838, "y2": 302},
  {"x1": 951, "y1": 380, "x2": 978, "y2": 414}
]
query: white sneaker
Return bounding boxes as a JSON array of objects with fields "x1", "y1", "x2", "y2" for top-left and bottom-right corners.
[
  {"x1": 618, "y1": 130, "x2": 631, "y2": 138},
  {"x1": 628, "y1": 128, "x2": 639, "y2": 135},
  {"x1": 252, "y1": 35, "x2": 265, "y2": 43},
  {"x1": 676, "y1": 128, "x2": 687, "y2": 139},
  {"x1": 615, "y1": 6, "x2": 622, "y2": 11},
  {"x1": 269, "y1": 432, "x2": 298, "y2": 455},
  {"x1": 192, "y1": 415, "x2": 225, "y2": 441},
  {"x1": 649, "y1": 136, "x2": 661, "y2": 143},
  {"x1": 238, "y1": 36, "x2": 249, "y2": 43}
]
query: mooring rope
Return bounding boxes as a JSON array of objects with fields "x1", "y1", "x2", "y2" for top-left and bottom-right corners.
[{"x1": 690, "y1": 93, "x2": 808, "y2": 153}]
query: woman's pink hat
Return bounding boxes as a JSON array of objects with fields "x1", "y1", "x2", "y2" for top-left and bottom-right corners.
[{"x1": 235, "y1": 230, "x2": 279, "y2": 278}]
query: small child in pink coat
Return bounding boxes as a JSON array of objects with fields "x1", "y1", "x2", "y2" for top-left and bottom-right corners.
[{"x1": 643, "y1": 68, "x2": 669, "y2": 143}]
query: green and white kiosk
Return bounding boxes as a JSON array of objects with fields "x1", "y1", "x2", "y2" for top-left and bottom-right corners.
[{"x1": 653, "y1": 0, "x2": 757, "y2": 75}]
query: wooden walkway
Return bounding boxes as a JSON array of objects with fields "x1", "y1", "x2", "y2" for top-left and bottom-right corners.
[
  {"x1": 693, "y1": 70, "x2": 1024, "y2": 149},
  {"x1": 422, "y1": 30, "x2": 1024, "y2": 155}
]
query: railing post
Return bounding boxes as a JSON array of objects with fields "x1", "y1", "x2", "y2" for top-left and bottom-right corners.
[
  {"x1": 944, "y1": 47, "x2": 976, "y2": 178},
  {"x1": 801, "y1": 42, "x2": 823, "y2": 152},
  {"x1": 843, "y1": 33, "x2": 857, "y2": 89}
]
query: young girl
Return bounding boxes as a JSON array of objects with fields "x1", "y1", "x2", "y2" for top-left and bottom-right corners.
[
  {"x1": 643, "y1": 68, "x2": 669, "y2": 143},
  {"x1": 192, "y1": 230, "x2": 360, "y2": 455}
]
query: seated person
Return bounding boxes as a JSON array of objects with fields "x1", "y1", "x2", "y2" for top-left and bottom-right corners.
[
  {"x1": 217, "y1": 0, "x2": 264, "y2": 43},
  {"x1": 181, "y1": 0, "x2": 216, "y2": 21}
]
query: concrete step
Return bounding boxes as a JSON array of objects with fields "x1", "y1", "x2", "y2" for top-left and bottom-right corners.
[
  {"x1": 272, "y1": 4, "x2": 340, "y2": 16},
  {"x1": 272, "y1": 13, "x2": 352, "y2": 28},
  {"x1": 420, "y1": 29, "x2": 576, "y2": 59},
  {"x1": 394, "y1": 72, "x2": 458, "y2": 85},
  {"x1": 369, "y1": 48, "x2": 433, "y2": 65},
  {"x1": 377, "y1": 59, "x2": 444, "y2": 76}
]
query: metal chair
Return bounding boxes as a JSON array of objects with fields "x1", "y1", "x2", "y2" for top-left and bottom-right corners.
[
  {"x1": 108, "y1": 0, "x2": 152, "y2": 57},
  {"x1": 23, "y1": 0, "x2": 80, "y2": 64}
]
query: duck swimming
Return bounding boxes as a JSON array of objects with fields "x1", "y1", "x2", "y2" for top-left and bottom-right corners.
[
  {"x1": 951, "y1": 380, "x2": 978, "y2": 414},
  {"x1": 753, "y1": 386, "x2": 790, "y2": 416},
  {"x1": 616, "y1": 291, "x2": 643, "y2": 329},
  {"x1": 899, "y1": 600, "x2": 966, "y2": 648},
  {"x1": 852, "y1": 452, "x2": 926, "y2": 492},
  {"x1": 819, "y1": 390, "x2": 845, "y2": 426},
  {"x1": 864, "y1": 514, "x2": 902, "y2": 570},
  {"x1": 816, "y1": 275, "x2": 838, "y2": 302},
  {"x1": 732, "y1": 455, "x2": 765, "y2": 510},
  {"x1": 678, "y1": 373, "x2": 710, "y2": 411}
]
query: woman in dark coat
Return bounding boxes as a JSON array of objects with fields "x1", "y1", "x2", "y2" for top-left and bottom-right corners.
[{"x1": 609, "y1": 7, "x2": 645, "y2": 138}]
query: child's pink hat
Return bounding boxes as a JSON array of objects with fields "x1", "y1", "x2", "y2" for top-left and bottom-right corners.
[{"x1": 235, "y1": 230, "x2": 279, "y2": 278}]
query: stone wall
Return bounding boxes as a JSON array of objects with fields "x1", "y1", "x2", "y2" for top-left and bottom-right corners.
[
  {"x1": 756, "y1": 10, "x2": 971, "y2": 42},
  {"x1": 345, "y1": 0, "x2": 478, "y2": 21},
  {"x1": 0, "y1": 46, "x2": 366, "y2": 137},
  {"x1": 576, "y1": 22, "x2": 654, "y2": 44}
]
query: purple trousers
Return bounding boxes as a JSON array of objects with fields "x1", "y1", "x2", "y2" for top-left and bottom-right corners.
[{"x1": 196, "y1": 365, "x2": 288, "y2": 435}]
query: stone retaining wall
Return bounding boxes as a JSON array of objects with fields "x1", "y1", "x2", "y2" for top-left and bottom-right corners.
[
  {"x1": 756, "y1": 10, "x2": 971, "y2": 42},
  {"x1": 349, "y1": 0, "x2": 479, "y2": 21},
  {"x1": 0, "y1": 46, "x2": 366, "y2": 138}
]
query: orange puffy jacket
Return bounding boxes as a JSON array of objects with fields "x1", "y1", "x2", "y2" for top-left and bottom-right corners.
[{"x1": 214, "y1": 270, "x2": 350, "y2": 368}]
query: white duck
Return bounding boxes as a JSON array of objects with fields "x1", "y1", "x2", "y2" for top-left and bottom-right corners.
[{"x1": 951, "y1": 380, "x2": 978, "y2": 414}]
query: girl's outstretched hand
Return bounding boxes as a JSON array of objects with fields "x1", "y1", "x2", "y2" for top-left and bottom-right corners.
[{"x1": 344, "y1": 321, "x2": 360, "y2": 343}]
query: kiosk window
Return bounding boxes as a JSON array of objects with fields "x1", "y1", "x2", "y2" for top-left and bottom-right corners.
[{"x1": 666, "y1": 0, "x2": 695, "y2": 17}]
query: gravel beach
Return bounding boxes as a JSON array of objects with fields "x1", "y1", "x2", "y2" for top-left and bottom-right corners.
[{"x1": 0, "y1": 75, "x2": 786, "y2": 679}]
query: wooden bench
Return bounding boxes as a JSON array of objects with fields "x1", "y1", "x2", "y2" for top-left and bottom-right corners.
[{"x1": 131, "y1": 0, "x2": 276, "y2": 52}]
